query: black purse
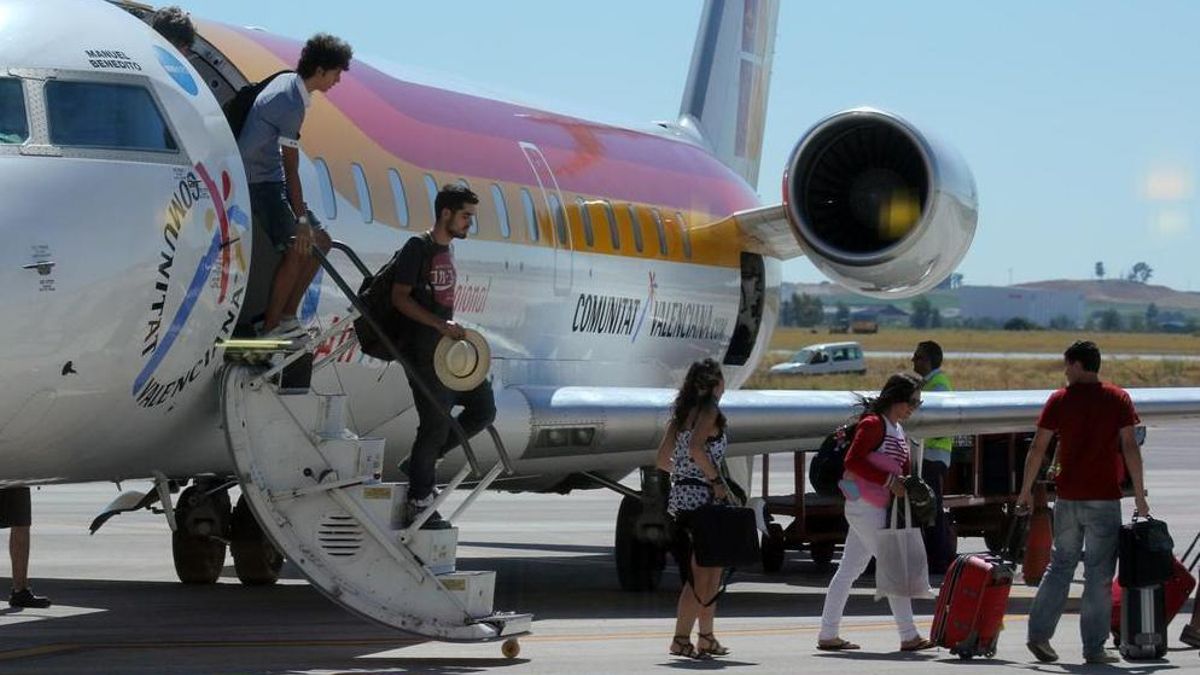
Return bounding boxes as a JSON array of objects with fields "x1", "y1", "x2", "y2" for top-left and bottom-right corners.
[
  {"x1": 1118, "y1": 515, "x2": 1175, "y2": 587},
  {"x1": 688, "y1": 501, "x2": 761, "y2": 568}
]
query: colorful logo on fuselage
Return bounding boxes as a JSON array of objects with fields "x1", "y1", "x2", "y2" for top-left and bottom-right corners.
[
  {"x1": 132, "y1": 162, "x2": 248, "y2": 408},
  {"x1": 154, "y1": 45, "x2": 198, "y2": 96}
]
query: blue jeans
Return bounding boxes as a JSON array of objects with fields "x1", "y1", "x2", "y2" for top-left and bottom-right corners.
[{"x1": 1027, "y1": 499, "x2": 1121, "y2": 657}]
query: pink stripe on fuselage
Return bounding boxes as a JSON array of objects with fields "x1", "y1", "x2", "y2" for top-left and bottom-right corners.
[{"x1": 226, "y1": 26, "x2": 760, "y2": 216}]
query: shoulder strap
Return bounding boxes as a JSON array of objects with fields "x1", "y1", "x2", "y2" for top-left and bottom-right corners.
[
  {"x1": 858, "y1": 413, "x2": 886, "y2": 449},
  {"x1": 417, "y1": 232, "x2": 435, "y2": 294},
  {"x1": 258, "y1": 70, "x2": 294, "y2": 89}
]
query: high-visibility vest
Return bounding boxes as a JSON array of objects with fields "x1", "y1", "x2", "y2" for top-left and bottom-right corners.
[{"x1": 923, "y1": 371, "x2": 953, "y2": 464}]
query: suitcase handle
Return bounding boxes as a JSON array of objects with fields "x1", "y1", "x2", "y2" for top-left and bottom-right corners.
[{"x1": 1182, "y1": 531, "x2": 1200, "y2": 573}]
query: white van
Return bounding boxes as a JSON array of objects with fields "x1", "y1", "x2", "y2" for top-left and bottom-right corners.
[{"x1": 769, "y1": 341, "x2": 867, "y2": 376}]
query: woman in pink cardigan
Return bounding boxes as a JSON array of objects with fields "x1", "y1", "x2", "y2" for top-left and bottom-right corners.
[{"x1": 817, "y1": 371, "x2": 935, "y2": 652}]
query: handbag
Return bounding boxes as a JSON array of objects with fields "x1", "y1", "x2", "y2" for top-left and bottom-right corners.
[
  {"x1": 1118, "y1": 515, "x2": 1175, "y2": 587},
  {"x1": 688, "y1": 501, "x2": 761, "y2": 569},
  {"x1": 875, "y1": 495, "x2": 932, "y2": 600},
  {"x1": 901, "y1": 475, "x2": 937, "y2": 528}
]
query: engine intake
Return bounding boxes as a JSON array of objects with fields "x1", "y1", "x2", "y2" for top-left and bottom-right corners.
[{"x1": 783, "y1": 108, "x2": 977, "y2": 298}]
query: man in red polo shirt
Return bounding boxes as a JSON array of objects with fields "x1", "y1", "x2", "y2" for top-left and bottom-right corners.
[{"x1": 1016, "y1": 340, "x2": 1148, "y2": 665}]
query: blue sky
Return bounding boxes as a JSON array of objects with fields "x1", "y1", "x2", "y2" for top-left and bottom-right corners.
[{"x1": 183, "y1": 1, "x2": 1199, "y2": 291}]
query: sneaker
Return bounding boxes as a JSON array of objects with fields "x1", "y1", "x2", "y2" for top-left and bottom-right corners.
[
  {"x1": 9, "y1": 588, "x2": 51, "y2": 608},
  {"x1": 1026, "y1": 641, "x2": 1058, "y2": 663},
  {"x1": 262, "y1": 317, "x2": 307, "y2": 341},
  {"x1": 404, "y1": 494, "x2": 452, "y2": 530},
  {"x1": 1084, "y1": 652, "x2": 1119, "y2": 664},
  {"x1": 420, "y1": 510, "x2": 453, "y2": 530}
]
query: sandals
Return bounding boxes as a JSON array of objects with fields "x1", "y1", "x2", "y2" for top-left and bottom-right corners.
[
  {"x1": 669, "y1": 635, "x2": 711, "y2": 660},
  {"x1": 817, "y1": 638, "x2": 860, "y2": 651},
  {"x1": 900, "y1": 637, "x2": 936, "y2": 652},
  {"x1": 698, "y1": 632, "x2": 730, "y2": 656}
]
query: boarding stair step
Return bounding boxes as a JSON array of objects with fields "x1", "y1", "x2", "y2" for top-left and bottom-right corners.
[{"x1": 220, "y1": 362, "x2": 525, "y2": 641}]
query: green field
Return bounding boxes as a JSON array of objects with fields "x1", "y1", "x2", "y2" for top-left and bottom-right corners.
[
  {"x1": 771, "y1": 327, "x2": 1200, "y2": 355},
  {"x1": 751, "y1": 328, "x2": 1200, "y2": 391}
]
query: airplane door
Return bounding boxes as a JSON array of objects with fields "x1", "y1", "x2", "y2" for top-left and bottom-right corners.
[{"x1": 518, "y1": 142, "x2": 572, "y2": 295}]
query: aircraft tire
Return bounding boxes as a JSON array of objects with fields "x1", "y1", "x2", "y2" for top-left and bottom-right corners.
[
  {"x1": 615, "y1": 495, "x2": 665, "y2": 592},
  {"x1": 230, "y1": 495, "x2": 283, "y2": 586},
  {"x1": 172, "y1": 485, "x2": 229, "y2": 584}
]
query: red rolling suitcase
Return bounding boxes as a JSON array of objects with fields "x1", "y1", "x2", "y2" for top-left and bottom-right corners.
[
  {"x1": 1111, "y1": 530, "x2": 1200, "y2": 646},
  {"x1": 932, "y1": 553, "x2": 1015, "y2": 658}
]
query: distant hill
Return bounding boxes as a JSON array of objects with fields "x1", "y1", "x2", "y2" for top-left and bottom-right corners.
[
  {"x1": 782, "y1": 278, "x2": 1200, "y2": 316},
  {"x1": 1017, "y1": 279, "x2": 1200, "y2": 311}
]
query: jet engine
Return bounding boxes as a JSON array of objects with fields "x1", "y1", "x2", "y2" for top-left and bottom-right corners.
[{"x1": 782, "y1": 108, "x2": 977, "y2": 298}]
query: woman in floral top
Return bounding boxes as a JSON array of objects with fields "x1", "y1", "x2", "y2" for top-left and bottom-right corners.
[{"x1": 655, "y1": 358, "x2": 730, "y2": 660}]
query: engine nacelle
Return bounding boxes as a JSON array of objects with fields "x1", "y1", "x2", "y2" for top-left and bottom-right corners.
[{"x1": 783, "y1": 108, "x2": 977, "y2": 298}]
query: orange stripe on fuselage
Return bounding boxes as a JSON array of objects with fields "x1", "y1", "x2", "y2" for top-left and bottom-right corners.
[{"x1": 197, "y1": 21, "x2": 748, "y2": 268}]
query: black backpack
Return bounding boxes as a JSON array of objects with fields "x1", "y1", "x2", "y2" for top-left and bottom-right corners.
[
  {"x1": 809, "y1": 414, "x2": 887, "y2": 496},
  {"x1": 223, "y1": 70, "x2": 293, "y2": 139},
  {"x1": 353, "y1": 234, "x2": 433, "y2": 361},
  {"x1": 809, "y1": 422, "x2": 857, "y2": 496}
]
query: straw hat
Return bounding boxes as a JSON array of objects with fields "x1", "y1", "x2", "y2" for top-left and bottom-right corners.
[{"x1": 432, "y1": 329, "x2": 491, "y2": 391}]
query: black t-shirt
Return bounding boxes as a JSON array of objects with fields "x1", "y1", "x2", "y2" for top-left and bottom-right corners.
[{"x1": 393, "y1": 234, "x2": 455, "y2": 355}]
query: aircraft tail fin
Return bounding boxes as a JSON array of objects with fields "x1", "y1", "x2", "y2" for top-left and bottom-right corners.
[{"x1": 679, "y1": 0, "x2": 780, "y2": 187}]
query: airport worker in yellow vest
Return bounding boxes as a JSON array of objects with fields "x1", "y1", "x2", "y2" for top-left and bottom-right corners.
[{"x1": 912, "y1": 340, "x2": 955, "y2": 574}]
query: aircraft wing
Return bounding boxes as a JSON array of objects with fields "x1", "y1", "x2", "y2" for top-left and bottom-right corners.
[{"x1": 512, "y1": 386, "x2": 1200, "y2": 471}]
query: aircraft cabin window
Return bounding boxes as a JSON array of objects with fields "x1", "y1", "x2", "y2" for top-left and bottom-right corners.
[
  {"x1": 313, "y1": 158, "x2": 337, "y2": 220},
  {"x1": 651, "y1": 208, "x2": 668, "y2": 256},
  {"x1": 423, "y1": 173, "x2": 438, "y2": 223},
  {"x1": 387, "y1": 169, "x2": 410, "y2": 228},
  {"x1": 351, "y1": 163, "x2": 373, "y2": 223},
  {"x1": 549, "y1": 193, "x2": 568, "y2": 247},
  {"x1": 677, "y1": 211, "x2": 692, "y2": 259},
  {"x1": 601, "y1": 202, "x2": 620, "y2": 250},
  {"x1": 626, "y1": 204, "x2": 644, "y2": 253},
  {"x1": 520, "y1": 188, "x2": 539, "y2": 242},
  {"x1": 0, "y1": 78, "x2": 29, "y2": 144},
  {"x1": 491, "y1": 184, "x2": 511, "y2": 238},
  {"x1": 578, "y1": 198, "x2": 595, "y2": 248},
  {"x1": 456, "y1": 178, "x2": 478, "y2": 233},
  {"x1": 45, "y1": 81, "x2": 176, "y2": 151}
]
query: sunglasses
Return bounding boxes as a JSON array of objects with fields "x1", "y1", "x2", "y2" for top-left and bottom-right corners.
[{"x1": 908, "y1": 397, "x2": 923, "y2": 408}]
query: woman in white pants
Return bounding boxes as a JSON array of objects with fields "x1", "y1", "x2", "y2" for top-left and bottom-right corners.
[{"x1": 817, "y1": 371, "x2": 935, "y2": 652}]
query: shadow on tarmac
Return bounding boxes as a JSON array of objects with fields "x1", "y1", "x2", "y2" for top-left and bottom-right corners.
[{"x1": 0, "y1": 546, "x2": 1132, "y2": 673}]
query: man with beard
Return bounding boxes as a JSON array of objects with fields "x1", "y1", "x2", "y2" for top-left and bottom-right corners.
[{"x1": 392, "y1": 185, "x2": 494, "y2": 529}]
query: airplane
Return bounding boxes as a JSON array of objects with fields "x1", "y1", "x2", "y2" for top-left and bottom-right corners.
[{"x1": 3, "y1": 0, "x2": 1199, "y2": 647}]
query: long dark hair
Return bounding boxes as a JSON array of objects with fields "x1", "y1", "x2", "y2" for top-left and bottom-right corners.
[
  {"x1": 856, "y1": 371, "x2": 923, "y2": 420},
  {"x1": 670, "y1": 358, "x2": 727, "y2": 433}
]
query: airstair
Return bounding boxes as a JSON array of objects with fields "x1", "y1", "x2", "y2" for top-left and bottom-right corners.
[{"x1": 219, "y1": 241, "x2": 529, "y2": 650}]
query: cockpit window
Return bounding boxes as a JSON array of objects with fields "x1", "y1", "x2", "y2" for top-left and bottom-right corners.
[
  {"x1": 45, "y1": 81, "x2": 177, "y2": 151},
  {"x1": 0, "y1": 79, "x2": 29, "y2": 144}
]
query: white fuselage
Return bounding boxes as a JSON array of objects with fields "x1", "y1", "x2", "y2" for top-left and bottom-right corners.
[{"x1": 0, "y1": 0, "x2": 778, "y2": 486}]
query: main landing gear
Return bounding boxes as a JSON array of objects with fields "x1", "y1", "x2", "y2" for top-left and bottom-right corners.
[
  {"x1": 612, "y1": 468, "x2": 670, "y2": 591},
  {"x1": 170, "y1": 478, "x2": 283, "y2": 585},
  {"x1": 172, "y1": 480, "x2": 230, "y2": 584}
]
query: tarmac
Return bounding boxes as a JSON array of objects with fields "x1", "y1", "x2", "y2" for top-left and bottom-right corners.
[{"x1": 3, "y1": 422, "x2": 1200, "y2": 673}]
